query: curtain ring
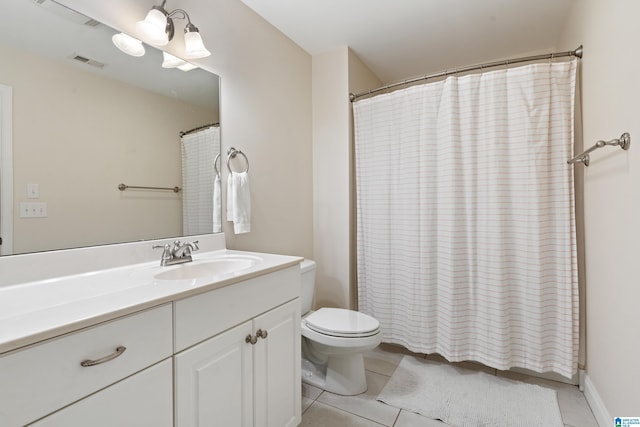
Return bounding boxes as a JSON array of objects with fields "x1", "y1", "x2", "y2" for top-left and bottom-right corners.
[{"x1": 227, "y1": 147, "x2": 250, "y2": 173}]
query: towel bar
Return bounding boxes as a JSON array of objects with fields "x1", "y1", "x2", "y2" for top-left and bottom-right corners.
[
  {"x1": 567, "y1": 132, "x2": 630, "y2": 166},
  {"x1": 118, "y1": 183, "x2": 181, "y2": 193}
]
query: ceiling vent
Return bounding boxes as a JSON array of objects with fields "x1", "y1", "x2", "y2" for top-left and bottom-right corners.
[
  {"x1": 70, "y1": 54, "x2": 106, "y2": 69},
  {"x1": 32, "y1": 0, "x2": 102, "y2": 28}
]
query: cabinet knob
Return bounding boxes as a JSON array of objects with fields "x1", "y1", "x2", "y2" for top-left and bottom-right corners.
[
  {"x1": 256, "y1": 329, "x2": 268, "y2": 339},
  {"x1": 245, "y1": 334, "x2": 258, "y2": 345}
]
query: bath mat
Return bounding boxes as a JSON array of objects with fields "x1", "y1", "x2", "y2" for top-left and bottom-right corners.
[{"x1": 377, "y1": 355, "x2": 564, "y2": 427}]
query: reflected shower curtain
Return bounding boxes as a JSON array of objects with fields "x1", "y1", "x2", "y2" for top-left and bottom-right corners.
[
  {"x1": 181, "y1": 126, "x2": 221, "y2": 235},
  {"x1": 353, "y1": 60, "x2": 579, "y2": 377}
]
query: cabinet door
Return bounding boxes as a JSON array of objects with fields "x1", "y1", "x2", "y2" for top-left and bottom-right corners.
[
  {"x1": 253, "y1": 299, "x2": 301, "y2": 427},
  {"x1": 32, "y1": 359, "x2": 173, "y2": 427},
  {"x1": 175, "y1": 320, "x2": 253, "y2": 427}
]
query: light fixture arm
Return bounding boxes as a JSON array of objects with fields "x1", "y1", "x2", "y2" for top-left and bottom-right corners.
[
  {"x1": 167, "y1": 8, "x2": 192, "y2": 24},
  {"x1": 136, "y1": 1, "x2": 210, "y2": 59},
  {"x1": 165, "y1": 8, "x2": 195, "y2": 41}
]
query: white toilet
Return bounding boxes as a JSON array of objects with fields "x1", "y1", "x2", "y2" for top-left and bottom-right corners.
[{"x1": 300, "y1": 259, "x2": 382, "y2": 395}]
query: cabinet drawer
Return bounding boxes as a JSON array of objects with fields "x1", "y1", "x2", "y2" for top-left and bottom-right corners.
[
  {"x1": 32, "y1": 359, "x2": 173, "y2": 427},
  {"x1": 0, "y1": 303, "x2": 172, "y2": 427},
  {"x1": 174, "y1": 265, "x2": 299, "y2": 351}
]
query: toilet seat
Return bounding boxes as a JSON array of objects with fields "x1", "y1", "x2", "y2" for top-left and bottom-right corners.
[{"x1": 304, "y1": 308, "x2": 380, "y2": 338}]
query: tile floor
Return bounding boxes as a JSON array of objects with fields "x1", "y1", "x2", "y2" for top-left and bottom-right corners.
[{"x1": 300, "y1": 344, "x2": 598, "y2": 427}]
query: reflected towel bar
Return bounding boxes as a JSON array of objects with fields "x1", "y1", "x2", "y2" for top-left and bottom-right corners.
[
  {"x1": 567, "y1": 132, "x2": 630, "y2": 167},
  {"x1": 118, "y1": 183, "x2": 181, "y2": 193}
]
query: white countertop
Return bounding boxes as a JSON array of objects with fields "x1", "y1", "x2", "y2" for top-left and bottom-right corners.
[{"x1": 0, "y1": 249, "x2": 303, "y2": 355}]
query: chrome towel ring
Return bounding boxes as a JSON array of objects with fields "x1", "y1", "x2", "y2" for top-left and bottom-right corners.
[
  {"x1": 227, "y1": 147, "x2": 249, "y2": 173},
  {"x1": 214, "y1": 153, "x2": 221, "y2": 177}
]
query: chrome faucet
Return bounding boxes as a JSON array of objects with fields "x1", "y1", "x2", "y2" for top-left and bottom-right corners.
[{"x1": 153, "y1": 240, "x2": 199, "y2": 266}]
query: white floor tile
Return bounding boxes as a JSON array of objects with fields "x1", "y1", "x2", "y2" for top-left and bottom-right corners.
[
  {"x1": 496, "y1": 370, "x2": 598, "y2": 427},
  {"x1": 364, "y1": 346, "x2": 405, "y2": 376},
  {"x1": 302, "y1": 346, "x2": 599, "y2": 427},
  {"x1": 317, "y1": 370, "x2": 400, "y2": 426},
  {"x1": 300, "y1": 401, "x2": 388, "y2": 427},
  {"x1": 302, "y1": 382, "x2": 323, "y2": 400},
  {"x1": 302, "y1": 396, "x2": 314, "y2": 414}
]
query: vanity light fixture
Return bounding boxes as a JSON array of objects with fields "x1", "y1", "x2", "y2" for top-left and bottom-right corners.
[
  {"x1": 161, "y1": 51, "x2": 186, "y2": 68},
  {"x1": 177, "y1": 62, "x2": 199, "y2": 72},
  {"x1": 112, "y1": 32, "x2": 146, "y2": 57},
  {"x1": 161, "y1": 52, "x2": 199, "y2": 71},
  {"x1": 136, "y1": 0, "x2": 211, "y2": 59}
]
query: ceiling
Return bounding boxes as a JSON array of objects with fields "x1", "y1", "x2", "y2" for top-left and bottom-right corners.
[
  {"x1": 241, "y1": 0, "x2": 576, "y2": 84},
  {"x1": 1, "y1": 0, "x2": 218, "y2": 110}
]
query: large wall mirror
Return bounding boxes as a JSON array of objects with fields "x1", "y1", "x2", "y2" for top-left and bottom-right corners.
[{"x1": 0, "y1": 0, "x2": 221, "y2": 256}]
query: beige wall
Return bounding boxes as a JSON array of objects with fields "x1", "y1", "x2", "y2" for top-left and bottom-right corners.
[
  {"x1": 557, "y1": 0, "x2": 640, "y2": 418},
  {"x1": 55, "y1": 0, "x2": 314, "y2": 259},
  {"x1": 348, "y1": 51, "x2": 383, "y2": 309},
  {"x1": 312, "y1": 47, "x2": 350, "y2": 308},
  {"x1": 311, "y1": 47, "x2": 381, "y2": 310},
  {"x1": 1, "y1": 43, "x2": 213, "y2": 254}
]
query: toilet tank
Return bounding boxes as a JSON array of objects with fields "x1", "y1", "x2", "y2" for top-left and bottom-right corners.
[{"x1": 299, "y1": 259, "x2": 316, "y2": 315}]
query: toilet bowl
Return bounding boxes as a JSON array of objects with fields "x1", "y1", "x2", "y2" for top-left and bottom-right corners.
[{"x1": 300, "y1": 260, "x2": 382, "y2": 395}]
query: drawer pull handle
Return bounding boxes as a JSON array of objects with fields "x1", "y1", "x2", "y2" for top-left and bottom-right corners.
[
  {"x1": 81, "y1": 346, "x2": 127, "y2": 367},
  {"x1": 256, "y1": 329, "x2": 268, "y2": 339}
]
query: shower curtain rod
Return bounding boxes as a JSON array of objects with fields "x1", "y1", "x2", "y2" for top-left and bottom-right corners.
[
  {"x1": 179, "y1": 122, "x2": 219, "y2": 137},
  {"x1": 349, "y1": 45, "x2": 583, "y2": 102}
]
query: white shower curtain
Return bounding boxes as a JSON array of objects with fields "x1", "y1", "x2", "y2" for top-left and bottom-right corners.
[
  {"x1": 353, "y1": 60, "x2": 579, "y2": 378},
  {"x1": 181, "y1": 126, "x2": 221, "y2": 235}
]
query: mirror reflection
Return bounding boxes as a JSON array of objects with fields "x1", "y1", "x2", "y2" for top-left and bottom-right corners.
[{"x1": 0, "y1": 0, "x2": 221, "y2": 256}]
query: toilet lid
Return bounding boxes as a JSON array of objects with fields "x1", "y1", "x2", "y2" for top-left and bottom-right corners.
[{"x1": 305, "y1": 308, "x2": 380, "y2": 338}]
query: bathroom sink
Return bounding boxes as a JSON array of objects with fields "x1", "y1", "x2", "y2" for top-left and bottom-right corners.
[{"x1": 154, "y1": 257, "x2": 257, "y2": 281}]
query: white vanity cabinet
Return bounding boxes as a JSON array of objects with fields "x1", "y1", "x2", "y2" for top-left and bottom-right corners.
[
  {"x1": 0, "y1": 304, "x2": 173, "y2": 427},
  {"x1": 174, "y1": 265, "x2": 301, "y2": 427},
  {"x1": 0, "y1": 253, "x2": 302, "y2": 427}
]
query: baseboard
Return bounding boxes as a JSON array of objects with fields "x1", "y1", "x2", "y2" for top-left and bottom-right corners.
[{"x1": 583, "y1": 373, "x2": 611, "y2": 427}]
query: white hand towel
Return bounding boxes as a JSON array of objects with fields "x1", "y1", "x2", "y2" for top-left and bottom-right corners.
[
  {"x1": 227, "y1": 171, "x2": 251, "y2": 234},
  {"x1": 226, "y1": 175, "x2": 234, "y2": 222},
  {"x1": 213, "y1": 174, "x2": 222, "y2": 233}
]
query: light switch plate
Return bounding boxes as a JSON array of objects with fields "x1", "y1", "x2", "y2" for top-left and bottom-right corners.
[
  {"x1": 19, "y1": 202, "x2": 47, "y2": 218},
  {"x1": 27, "y1": 184, "x2": 39, "y2": 199}
]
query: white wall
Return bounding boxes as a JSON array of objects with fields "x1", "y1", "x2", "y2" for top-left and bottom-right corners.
[
  {"x1": 55, "y1": 0, "x2": 314, "y2": 259},
  {"x1": 557, "y1": 0, "x2": 640, "y2": 419}
]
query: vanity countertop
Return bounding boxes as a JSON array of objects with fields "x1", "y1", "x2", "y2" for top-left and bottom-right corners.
[{"x1": 0, "y1": 249, "x2": 303, "y2": 355}]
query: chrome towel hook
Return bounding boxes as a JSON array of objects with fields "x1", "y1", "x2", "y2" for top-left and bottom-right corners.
[{"x1": 227, "y1": 147, "x2": 250, "y2": 173}]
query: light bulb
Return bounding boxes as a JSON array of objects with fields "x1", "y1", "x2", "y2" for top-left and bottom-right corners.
[
  {"x1": 112, "y1": 33, "x2": 145, "y2": 57},
  {"x1": 136, "y1": 7, "x2": 169, "y2": 46},
  {"x1": 162, "y1": 52, "x2": 187, "y2": 68},
  {"x1": 183, "y1": 30, "x2": 210, "y2": 59}
]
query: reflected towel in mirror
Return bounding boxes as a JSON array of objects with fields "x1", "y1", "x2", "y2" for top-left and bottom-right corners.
[{"x1": 213, "y1": 174, "x2": 222, "y2": 233}]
